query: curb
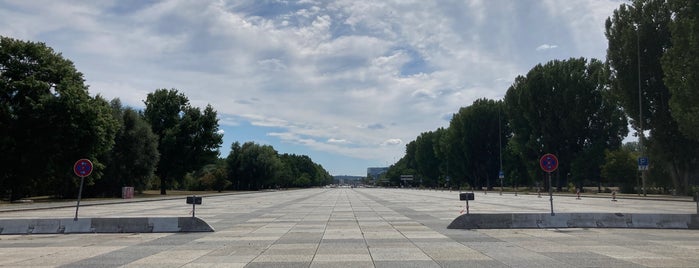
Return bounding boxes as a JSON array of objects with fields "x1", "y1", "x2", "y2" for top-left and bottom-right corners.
[
  {"x1": 0, "y1": 217, "x2": 214, "y2": 235},
  {"x1": 447, "y1": 213, "x2": 699, "y2": 229}
]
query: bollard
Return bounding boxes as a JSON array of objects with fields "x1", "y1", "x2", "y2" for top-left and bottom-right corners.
[
  {"x1": 537, "y1": 188, "x2": 541, "y2": 198},
  {"x1": 611, "y1": 191, "x2": 618, "y2": 202}
]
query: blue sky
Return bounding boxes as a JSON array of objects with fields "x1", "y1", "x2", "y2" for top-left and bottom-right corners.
[{"x1": 0, "y1": 0, "x2": 625, "y2": 176}]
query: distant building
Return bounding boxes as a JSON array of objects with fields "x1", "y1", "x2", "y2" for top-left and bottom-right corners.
[{"x1": 366, "y1": 167, "x2": 388, "y2": 180}]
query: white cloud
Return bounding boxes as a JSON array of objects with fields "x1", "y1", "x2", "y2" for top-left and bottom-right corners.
[
  {"x1": 536, "y1": 44, "x2": 559, "y2": 51},
  {"x1": 327, "y1": 138, "x2": 350, "y2": 144},
  {"x1": 0, "y1": 0, "x2": 622, "y2": 174},
  {"x1": 381, "y1": 139, "x2": 403, "y2": 146}
]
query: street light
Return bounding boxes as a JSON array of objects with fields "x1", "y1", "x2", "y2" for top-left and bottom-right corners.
[{"x1": 637, "y1": 23, "x2": 647, "y2": 197}]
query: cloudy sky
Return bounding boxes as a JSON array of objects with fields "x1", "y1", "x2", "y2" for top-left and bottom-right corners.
[{"x1": 1, "y1": 0, "x2": 625, "y2": 176}]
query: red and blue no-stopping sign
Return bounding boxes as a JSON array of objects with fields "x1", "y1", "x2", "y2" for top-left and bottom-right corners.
[
  {"x1": 539, "y1": 153, "x2": 558, "y2": 173},
  {"x1": 73, "y1": 159, "x2": 93, "y2": 177}
]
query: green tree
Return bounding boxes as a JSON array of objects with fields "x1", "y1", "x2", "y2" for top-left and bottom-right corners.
[
  {"x1": 0, "y1": 36, "x2": 118, "y2": 200},
  {"x1": 413, "y1": 130, "x2": 443, "y2": 187},
  {"x1": 447, "y1": 99, "x2": 506, "y2": 190},
  {"x1": 662, "y1": 0, "x2": 699, "y2": 141},
  {"x1": 385, "y1": 157, "x2": 414, "y2": 187},
  {"x1": 601, "y1": 148, "x2": 638, "y2": 193},
  {"x1": 606, "y1": 0, "x2": 699, "y2": 194},
  {"x1": 94, "y1": 99, "x2": 159, "y2": 197},
  {"x1": 505, "y1": 58, "x2": 627, "y2": 191},
  {"x1": 278, "y1": 153, "x2": 331, "y2": 188},
  {"x1": 226, "y1": 141, "x2": 282, "y2": 190},
  {"x1": 143, "y1": 89, "x2": 223, "y2": 194},
  {"x1": 186, "y1": 160, "x2": 229, "y2": 192}
]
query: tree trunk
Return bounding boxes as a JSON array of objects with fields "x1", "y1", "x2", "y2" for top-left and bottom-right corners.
[{"x1": 160, "y1": 177, "x2": 167, "y2": 195}]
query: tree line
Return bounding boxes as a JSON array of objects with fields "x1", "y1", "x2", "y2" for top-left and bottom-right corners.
[
  {"x1": 384, "y1": 0, "x2": 699, "y2": 195},
  {"x1": 0, "y1": 36, "x2": 331, "y2": 201}
]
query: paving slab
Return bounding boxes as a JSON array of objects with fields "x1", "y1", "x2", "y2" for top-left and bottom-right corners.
[{"x1": 0, "y1": 188, "x2": 698, "y2": 267}]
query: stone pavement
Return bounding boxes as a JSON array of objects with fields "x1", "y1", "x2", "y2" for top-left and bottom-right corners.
[{"x1": 1, "y1": 188, "x2": 698, "y2": 267}]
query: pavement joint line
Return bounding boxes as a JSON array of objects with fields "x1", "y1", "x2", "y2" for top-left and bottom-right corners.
[
  {"x1": 346, "y1": 189, "x2": 377, "y2": 267},
  {"x1": 351, "y1": 189, "x2": 443, "y2": 265}
]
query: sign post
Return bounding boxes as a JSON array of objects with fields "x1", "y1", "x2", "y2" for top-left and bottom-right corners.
[
  {"x1": 499, "y1": 170, "x2": 504, "y2": 195},
  {"x1": 73, "y1": 159, "x2": 93, "y2": 221},
  {"x1": 400, "y1": 175, "x2": 413, "y2": 188},
  {"x1": 186, "y1": 195, "x2": 202, "y2": 218},
  {"x1": 638, "y1": 157, "x2": 649, "y2": 171},
  {"x1": 540, "y1": 154, "x2": 558, "y2": 216}
]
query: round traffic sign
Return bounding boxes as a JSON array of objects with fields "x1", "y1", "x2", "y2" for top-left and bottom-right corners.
[
  {"x1": 74, "y1": 159, "x2": 93, "y2": 177},
  {"x1": 539, "y1": 154, "x2": 558, "y2": 173}
]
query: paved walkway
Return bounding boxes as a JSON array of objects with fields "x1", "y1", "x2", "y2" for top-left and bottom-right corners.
[{"x1": 1, "y1": 188, "x2": 698, "y2": 267}]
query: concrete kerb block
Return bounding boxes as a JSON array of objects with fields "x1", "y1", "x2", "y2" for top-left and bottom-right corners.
[
  {"x1": 149, "y1": 217, "x2": 179, "y2": 232},
  {"x1": 541, "y1": 213, "x2": 570, "y2": 228},
  {"x1": 178, "y1": 217, "x2": 215, "y2": 232},
  {"x1": 448, "y1": 213, "x2": 699, "y2": 230},
  {"x1": 61, "y1": 218, "x2": 92, "y2": 233},
  {"x1": 29, "y1": 219, "x2": 62, "y2": 234},
  {"x1": 1, "y1": 217, "x2": 214, "y2": 235},
  {"x1": 511, "y1": 213, "x2": 542, "y2": 228},
  {"x1": 630, "y1": 214, "x2": 690, "y2": 229},
  {"x1": 0, "y1": 219, "x2": 32, "y2": 234}
]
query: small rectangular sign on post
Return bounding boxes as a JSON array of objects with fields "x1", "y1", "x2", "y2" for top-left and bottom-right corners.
[
  {"x1": 459, "y1": 193, "x2": 475, "y2": 201},
  {"x1": 186, "y1": 196, "x2": 202, "y2": 204},
  {"x1": 638, "y1": 157, "x2": 649, "y2": 171},
  {"x1": 459, "y1": 192, "x2": 474, "y2": 215},
  {"x1": 186, "y1": 196, "x2": 202, "y2": 218}
]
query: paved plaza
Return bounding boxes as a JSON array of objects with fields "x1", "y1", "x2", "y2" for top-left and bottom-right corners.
[{"x1": 1, "y1": 188, "x2": 699, "y2": 267}]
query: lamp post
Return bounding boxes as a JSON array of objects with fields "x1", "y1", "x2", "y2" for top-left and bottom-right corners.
[
  {"x1": 499, "y1": 107, "x2": 503, "y2": 195},
  {"x1": 637, "y1": 23, "x2": 647, "y2": 197}
]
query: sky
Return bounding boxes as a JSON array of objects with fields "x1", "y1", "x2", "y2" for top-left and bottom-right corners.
[{"x1": 0, "y1": 0, "x2": 626, "y2": 176}]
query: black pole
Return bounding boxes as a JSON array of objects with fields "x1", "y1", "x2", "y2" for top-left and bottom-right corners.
[
  {"x1": 74, "y1": 176, "x2": 85, "y2": 221},
  {"x1": 192, "y1": 195, "x2": 196, "y2": 218},
  {"x1": 549, "y1": 172, "x2": 554, "y2": 216}
]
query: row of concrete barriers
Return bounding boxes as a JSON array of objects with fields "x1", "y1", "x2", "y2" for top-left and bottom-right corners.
[
  {"x1": 448, "y1": 213, "x2": 699, "y2": 229},
  {"x1": 0, "y1": 217, "x2": 214, "y2": 235}
]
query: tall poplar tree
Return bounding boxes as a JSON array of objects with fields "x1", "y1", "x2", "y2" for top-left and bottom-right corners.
[
  {"x1": 143, "y1": 89, "x2": 222, "y2": 195},
  {"x1": 606, "y1": 0, "x2": 699, "y2": 193}
]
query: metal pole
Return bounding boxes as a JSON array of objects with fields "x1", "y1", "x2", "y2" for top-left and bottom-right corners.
[
  {"x1": 499, "y1": 108, "x2": 503, "y2": 196},
  {"x1": 192, "y1": 195, "x2": 196, "y2": 218},
  {"x1": 74, "y1": 176, "x2": 85, "y2": 221},
  {"x1": 466, "y1": 198, "x2": 470, "y2": 215},
  {"x1": 549, "y1": 172, "x2": 554, "y2": 216},
  {"x1": 637, "y1": 23, "x2": 647, "y2": 197}
]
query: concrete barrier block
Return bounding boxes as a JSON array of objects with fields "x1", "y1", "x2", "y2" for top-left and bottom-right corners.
[
  {"x1": 537, "y1": 213, "x2": 570, "y2": 228},
  {"x1": 29, "y1": 219, "x2": 62, "y2": 234},
  {"x1": 92, "y1": 217, "x2": 149, "y2": 233},
  {"x1": 150, "y1": 218, "x2": 179, "y2": 232},
  {"x1": 1, "y1": 217, "x2": 214, "y2": 234},
  {"x1": 569, "y1": 213, "x2": 627, "y2": 228},
  {"x1": 61, "y1": 218, "x2": 92, "y2": 233},
  {"x1": 511, "y1": 213, "x2": 542, "y2": 228},
  {"x1": 178, "y1": 217, "x2": 215, "y2": 232},
  {"x1": 688, "y1": 215, "x2": 699, "y2": 229},
  {"x1": 0, "y1": 219, "x2": 31, "y2": 234},
  {"x1": 448, "y1": 213, "x2": 699, "y2": 230},
  {"x1": 652, "y1": 214, "x2": 691, "y2": 229},
  {"x1": 629, "y1": 214, "x2": 678, "y2": 228}
]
